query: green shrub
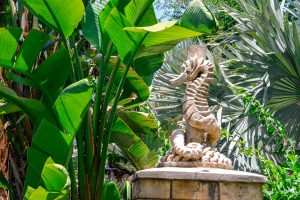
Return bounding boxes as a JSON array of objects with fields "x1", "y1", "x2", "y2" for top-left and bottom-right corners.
[{"x1": 260, "y1": 147, "x2": 300, "y2": 200}]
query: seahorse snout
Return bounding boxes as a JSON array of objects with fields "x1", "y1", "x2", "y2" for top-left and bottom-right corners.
[{"x1": 170, "y1": 73, "x2": 187, "y2": 85}]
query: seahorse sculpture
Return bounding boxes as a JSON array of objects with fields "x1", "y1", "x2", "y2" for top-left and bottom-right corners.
[{"x1": 159, "y1": 46, "x2": 232, "y2": 169}]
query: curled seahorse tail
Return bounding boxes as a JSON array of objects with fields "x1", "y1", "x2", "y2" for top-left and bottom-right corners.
[{"x1": 171, "y1": 129, "x2": 203, "y2": 160}]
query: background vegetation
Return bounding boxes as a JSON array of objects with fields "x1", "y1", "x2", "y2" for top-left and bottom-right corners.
[
  {"x1": 0, "y1": 0, "x2": 299, "y2": 200},
  {"x1": 152, "y1": 0, "x2": 300, "y2": 199}
]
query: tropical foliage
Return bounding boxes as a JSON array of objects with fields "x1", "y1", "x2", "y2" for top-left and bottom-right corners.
[
  {"x1": 0, "y1": 0, "x2": 216, "y2": 199},
  {"x1": 0, "y1": 0, "x2": 299, "y2": 199}
]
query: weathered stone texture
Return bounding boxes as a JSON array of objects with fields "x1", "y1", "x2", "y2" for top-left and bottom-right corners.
[
  {"x1": 172, "y1": 181, "x2": 216, "y2": 200},
  {"x1": 132, "y1": 179, "x2": 170, "y2": 199},
  {"x1": 132, "y1": 168, "x2": 266, "y2": 200},
  {"x1": 219, "y1": 182, "x2": 263, "y2": 200}
]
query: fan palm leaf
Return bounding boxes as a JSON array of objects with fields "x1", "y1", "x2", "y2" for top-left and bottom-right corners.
[{"x1": 214, "y1": 0, "x2": 300, "y2": 170}]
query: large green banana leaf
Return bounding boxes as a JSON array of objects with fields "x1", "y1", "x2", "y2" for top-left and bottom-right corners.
[
  {"x1": 103, "y1": 5, "x2": 200, "y2": 87},
  {"x1": 24, "y1": 158, "x2": 70, "y2": 200},
  {"x1": 180, "y1": 0, "x2": 218, "y2": 33},
  {"x1": 105, "y1": 9, "x2": 201, "y2": 63},
  {"x1": 32, "y1": 47, "x2": 72, "y2": 102},
  {"x1": 111, "y1": 117, "x2": 158, "y2": 170},
  {"x1": 108, "y1": 57, "x2": 150, "y2": 102},
  {"x1": 15, "y1": 30, "x2": 50, "y2": 73},
  {"x1": 0, "y1": 28, "x2": 49, "y2": 72},
  {"x1": 0, "y1": 28, "x2": 22, "y2": 68},
  {"x1": 0, "y1": 28, "x2": 72, "y2": 103},
  {"x1": 24, "y1": 79, "x2": 94, "y2": 190},
  {"x1": 133, "y1": 53, "x2": 164, "y2": 85},
  {"x1": 118, "y1": 111, "x2": 158, "y2": 135},
  {"x1": 53, "y1": 78, "x2": 95, "y2": 135},
  {"x1": 0, "y1": 83, "x2": 55, "y2": 126},
  {"x1": 21, "y1": 0, "x2": 85, "y2": 39},
  {"x1": 82, "y1": 0, "x2": 108, "y2": 50}
]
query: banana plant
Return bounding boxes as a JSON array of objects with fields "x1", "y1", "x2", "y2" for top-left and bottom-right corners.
[
  {"x1": 0, "y1": 0, "x2": 216, "y2": 199},
  {"x1": 89, "y1": 0, "x2": 205, "y2": 198},
  {"x1": 0, "y1": 0, "x2": 92, "y2": 199},
  {"x1": 0, "y1": 27, "x2": 94, "y2": 194}
]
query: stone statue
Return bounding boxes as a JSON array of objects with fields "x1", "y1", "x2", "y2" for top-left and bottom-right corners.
[{"x1": 159, "y1": 46, "x2": 233, "y2": 169}]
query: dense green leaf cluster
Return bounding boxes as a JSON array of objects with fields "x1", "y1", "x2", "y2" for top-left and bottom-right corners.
[{"x1": 261, "y1": 149, "x2": 300, "y2": 200}]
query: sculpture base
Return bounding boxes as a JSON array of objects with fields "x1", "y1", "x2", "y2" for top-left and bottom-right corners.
[{"x1": 132, "y1": 167, "x2": 267, "y2": 200}]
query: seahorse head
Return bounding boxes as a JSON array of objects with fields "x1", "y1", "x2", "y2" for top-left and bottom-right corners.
[
  {"x1": 170, "y1": 45, "x2": 213, "y2": 85},
  {"x1": 170, "y1": 55, "x2": 210, "y2": 85}
]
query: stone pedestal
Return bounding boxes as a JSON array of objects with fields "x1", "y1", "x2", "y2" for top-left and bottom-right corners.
[{"x1": 132, "y1": 167, "x2": 267, "y2": 200}]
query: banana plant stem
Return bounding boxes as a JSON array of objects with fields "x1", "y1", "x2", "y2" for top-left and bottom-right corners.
[
  {"x1": 70, "y1": 36, "x2": 93, "y2": 199},
  {"x1": 91, "y1": 57, "x2": 121, "y2": 197},
  {"x1": 68, "y1": 159, "x2": 77, "y2": 200},
  {"x1": 9, "y1": 114, "x2": 27, "y2": 151},
  {"x1": 92, "y1": 43, "x2": 113, "y2": 140},
  {"x1": 76, "y1": 130, "x2": 87, "y2": 200},
  {"x1": 84, "y1": 114, "x2": 94, "y2": 178},
  {"x1": 94, "y1": 30, "x2": 149, "y2": 199},
  {"x1": 8, "y1": 0, "x2": 17, "y2": 27},
  {"x1": 70, "y1": 37, "x2": 84, "y2": 80},
  {"x1": 91, "y1": 44, "x2": 113, "y2": 193},
  {"x1": 94, "y1": 62, "x2": 131, "y2": 200},
  {"x1": 93, "y1": 2, "x2": 152, "y2": 197},
  {"x1": 71, "y1": 35, "x2": 94, "y2": 177},
  {"x1": 6, "y1": 116, "x2": 22, "y2": 157}
]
